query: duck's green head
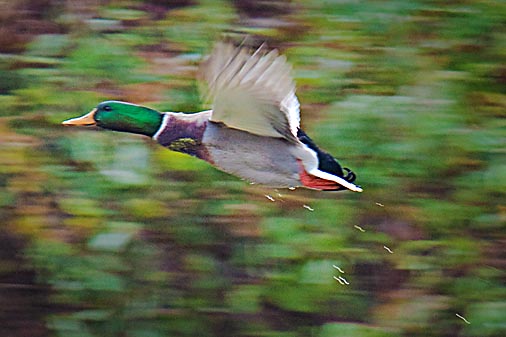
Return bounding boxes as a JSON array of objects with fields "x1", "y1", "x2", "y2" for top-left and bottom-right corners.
[{"x1": 62, "y1": 101, "x2": 163, "y2": 137}]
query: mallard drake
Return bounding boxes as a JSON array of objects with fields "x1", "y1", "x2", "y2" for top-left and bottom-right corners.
[{"x1": 62, "y1": 42, "x2": 362, "y2": 192}]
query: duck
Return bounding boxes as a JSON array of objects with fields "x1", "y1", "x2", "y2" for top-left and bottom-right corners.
[{"x1": 62, "y1": 42, "x2": 362, "y2": 192}]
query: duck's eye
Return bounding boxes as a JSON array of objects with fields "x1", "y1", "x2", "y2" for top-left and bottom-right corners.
[{"x1": 103, "y1": 105, "x2": 112, "y2": 112}]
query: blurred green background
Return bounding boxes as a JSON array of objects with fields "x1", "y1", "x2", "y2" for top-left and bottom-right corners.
[{"x1": 1, "y1": 0, "x2": 505, "y2": 336}]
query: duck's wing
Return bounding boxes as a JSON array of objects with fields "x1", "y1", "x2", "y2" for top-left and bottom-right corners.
[{"x1": 200, "y1": 42, "x2": 300, "y2": 143}]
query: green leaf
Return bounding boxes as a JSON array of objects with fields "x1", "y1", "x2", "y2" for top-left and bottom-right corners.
[
  {"x1": 464, "y1": 302, "x2": 506, "y2": 337},
  {"x1": 88, "y1": 232, "x2": 134, "y2": 252}
]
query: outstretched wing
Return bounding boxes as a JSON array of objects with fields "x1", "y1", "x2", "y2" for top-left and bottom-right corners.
[{"x1": 200, "y1": 42, "x2": 300, "y2": 142}]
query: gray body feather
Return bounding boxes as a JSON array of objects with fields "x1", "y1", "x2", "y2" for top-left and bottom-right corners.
[
  {"x1": 154, "y1": 113, "x2": 302, "y2": 187},
  {"x1": 202, "y1": 122, "x2": 301, "y2": 187}
]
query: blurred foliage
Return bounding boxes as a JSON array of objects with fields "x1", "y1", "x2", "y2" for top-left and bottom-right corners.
[{"x1": 0, "y1": 0, "x2": 505, "y2": 337}]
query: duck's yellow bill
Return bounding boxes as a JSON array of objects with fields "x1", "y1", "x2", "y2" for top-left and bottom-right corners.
[{"x1": 62, "y1": 108, "x2": 97, "y2": 126}]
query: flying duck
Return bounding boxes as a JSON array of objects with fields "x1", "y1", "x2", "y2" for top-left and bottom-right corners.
[{"x1": 62, "y1": 42, "x2": 362, "y2": 192}]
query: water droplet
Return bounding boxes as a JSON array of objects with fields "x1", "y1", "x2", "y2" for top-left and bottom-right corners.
[
  {"x1": 264, "y1": 195, "x2": 275, "y2": 202},
  {"x1": 303, "y1": 204, "x2": 314, "y2": 211},
  {"x1": 383, "y1": 245, "x2": 394, "y2": 254},
  {"x1": 456, "y1": 313, "x2": 470, "y2": 324}
]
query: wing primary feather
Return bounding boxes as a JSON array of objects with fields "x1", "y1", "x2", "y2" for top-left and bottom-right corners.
[{"x1": 200, "y1": 41, "x2": 301, "y2": 142}]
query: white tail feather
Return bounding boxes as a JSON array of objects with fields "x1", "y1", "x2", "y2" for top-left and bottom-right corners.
[{"x1": 307, "y1": 168, "x2": 363, "y2": 192}]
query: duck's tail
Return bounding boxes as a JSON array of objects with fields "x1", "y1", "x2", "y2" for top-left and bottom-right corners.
[{"x1": 296, "y1": 129, "x2": 362, "y2": 192}]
